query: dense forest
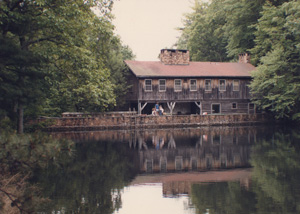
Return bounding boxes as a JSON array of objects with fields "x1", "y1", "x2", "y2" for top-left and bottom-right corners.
[
  {"x1": 176, "y1": 0, "x2": 300, "y2": 122},
  {"x1": 1, "y1": 0, "x2": 300, "y2": 134},
  {"x1": 0, "y1": 0, "x2": 135, "y2": 133}
]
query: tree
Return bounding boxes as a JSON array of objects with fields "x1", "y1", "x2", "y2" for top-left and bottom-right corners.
[
  {"x1": 88, "y1": 14, "x2": 135, "y2": 111},
  {"x1": 177, "y1": 0, "x2": 230, "y2": 62},
  {"x1": 106, "y1": 43, "x2": 136, "y2": 110},
  {"x1": 222, "y1": 0, "x2": 265, "y2": 59},
  {"x1": 177, "y1": 0, "x2": 290, "y2": 62},
  {"x1": 0, "y1": 0, "x2": 116, "y2": 132},
  {"x1": 250, "y1": 1, "x2": 300, "y2": 120}
]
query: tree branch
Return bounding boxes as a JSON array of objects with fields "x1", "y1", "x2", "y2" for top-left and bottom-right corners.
[
  {"x1": 23, "y1": 36, "x2": 62, "y2": 48},
  {"x1": 0, "y1": 188, "x2": 26, "y2": 213}
]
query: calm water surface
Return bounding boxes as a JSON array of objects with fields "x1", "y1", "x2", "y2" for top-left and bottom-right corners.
[{"x1": 35, "y1": 125, "x2": 300, "y2": 214}]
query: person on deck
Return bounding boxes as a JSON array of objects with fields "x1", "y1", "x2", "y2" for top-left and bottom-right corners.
[
  {"x1": 159, "y1": 105, "x2": 164, "y2": 115},
  {"x1": 155, "y1": 102, "x2": 159, "y2": 115},
  {"x1": 152, "y1": 108, "x2": 157, "y2": 116}
]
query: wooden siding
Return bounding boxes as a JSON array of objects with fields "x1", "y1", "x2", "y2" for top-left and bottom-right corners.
[
  {"x1": 201, "y1": 100, "x2": 251, "y2": 114},
  {"x1": 125, "y1": 74, "x2": 256, "y2": 115},
  {"x1": 126, "y1": 72, "x2": 139, "y2": 101},
  {"x1": 133, "y1": 78, "x2": 251, "y2": 102}
]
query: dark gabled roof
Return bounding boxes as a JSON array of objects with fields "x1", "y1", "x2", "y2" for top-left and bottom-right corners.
[{"x1": 125, "y1": 60, "x2": 255, "y2": 78}]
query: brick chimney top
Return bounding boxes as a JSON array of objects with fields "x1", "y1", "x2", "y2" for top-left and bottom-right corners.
[
  {"x1": 239, "y1": 53, "x2": 251, "y2": 63},
  {"x1": 160, "y1": 49, "x2": 189, "y2": 65}
]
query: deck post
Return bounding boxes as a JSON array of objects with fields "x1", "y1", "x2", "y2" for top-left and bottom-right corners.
[
  {"x1": 194, "y1": 101, "x2": 202, "y2": 115},
  {"x1": 138, "y1": 102, "x2": 141, "y2": 115},
  {"x1": 138, "y1": 102, "x2": 148, "y2": 114},
  {"x1": 167, "y1": 102, "x2": 176, "y2": 115},
  {"x1": 138, "y1": 102, "x2": 147, "y2": 115}
]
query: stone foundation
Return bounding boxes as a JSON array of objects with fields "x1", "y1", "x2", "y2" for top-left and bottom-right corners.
[{"x1": 39, "y1": 112, "x2": 272, "y2": 131}]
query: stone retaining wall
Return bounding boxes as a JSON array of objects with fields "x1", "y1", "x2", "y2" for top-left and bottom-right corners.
[{"x1": 39, "y1": 113, "x2": 272, "y2": 131}]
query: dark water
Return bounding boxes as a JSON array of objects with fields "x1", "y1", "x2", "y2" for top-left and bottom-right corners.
[{"x1": 34, "y1": 125, "x2": 300, "y2": 214}]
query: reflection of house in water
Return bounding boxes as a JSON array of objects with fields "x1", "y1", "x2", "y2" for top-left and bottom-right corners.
[
  {"x1": 130, "y1": 169, "x2": 252, "y2": 197},
  {"x1": 51, "y1": 126, "x2": 257, "y2": 174},
  {"x1": 162, "y1": 169, "x2": 252, "y2": 197},
  {"x1": 135, "y1": 127, "x2": 255, "y2": 173},
  {"x1": 129, "y1": 127, "x2": 256, "y2": 197},
  {"x1": 50, "y1": 127, "x2": 259, "y2": 197}
]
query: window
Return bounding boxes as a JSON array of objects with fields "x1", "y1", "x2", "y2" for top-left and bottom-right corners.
[
  {"x1": 145, "y1": 159, "x2": 153, "y2": 172},
  {"x1": 190, "y1": 79, "x2": 197, "y2": 91},
  {"x1": 191, "y1": 158, "x2": 197, "y2": 171},
  {"x1": 248, "y1": 103, "x2": 255, "y2": 114},
  {"x1": 232, "y1": 103, "x2": 237, "y2": 109},
  {"x1": 145, "y1": 79, "x2": 152, "y2": 91},
  {"x1": 205, "y1": 79, "x2": 211, "y2": 91},
  {"x1": 233, "y1": 80, "x2": 239, "y2": 91},
  {"x1": 221, "y1": 156, "x2": 227, "y2": 168},
  {"x1": 159, "y1": 79, "x2": 166, "y2": 92},
  {"x1": 160, "y1": 157, "x2": 167, "y2": 172},
  {"x1": 233, "y1": 136, "x2": 238, "y2": 144},
  {"x1": 212, "y1": 135, "x2": 221, "y2": 144},
  {"x1": 219, "y1": 79, "x2": 226, "y2": 91},
  {"x1": 206, "y1": 156, "x2": 212, "y2": 169},
  {"x1": 212, "y1": 103, "x2": 221, "y2": 114},
  {"x1": 174, "y1": 79, "x2": 182, "y2": 91}
]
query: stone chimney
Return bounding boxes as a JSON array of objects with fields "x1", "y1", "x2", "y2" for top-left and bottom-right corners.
[
  {"x1": 160, "y1": 49, "x2": 189, "y2": 65},
  {"x1": 238, "y1": 53, "x2": 251, "y2": 63}
]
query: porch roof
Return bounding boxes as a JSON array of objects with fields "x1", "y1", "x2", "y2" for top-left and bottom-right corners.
[{"x1": 125, "y1": 60, "x2": 255, "y2": 78}]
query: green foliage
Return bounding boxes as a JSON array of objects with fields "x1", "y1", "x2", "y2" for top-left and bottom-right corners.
[
  {"x1": 177, "y1": 0, "x2": 230, "y2": 62},
  {"x1": 24, "y1": 118, "x2": 56, "y2": 133},
  {"x1": 250, "y1": 1, "x2": 300, "y2": 120},
  {"x1": 106, "y1": 43, "x2": 136, "y2": 110},
  {"x1": 34, "y1": 139, "x2": 138, "y2": 213},
  {"x1": 222, "y1": 0, "x2": 265, "y2": 59},
  {"x1": 0, "y1": 132, "x2": 74, "y2": 170},
  {"x1": 177, "y1": 0, "x2": 266, "y2": 61},
  {"x1": 250, "y1": 130, "x2": 300, "y2": 213},
  {"x1": 191, "y1": 182, "x2": 256, "y2": 214},
  {"x1": 0, "y1": 132, "x2": 74, "y2": 213},
  {"x1": 0, "y1": 116, "x2": 14, "y2": 133},
  {"x1": 0, "y1": 0, "x2": 133, "y2": 130}
]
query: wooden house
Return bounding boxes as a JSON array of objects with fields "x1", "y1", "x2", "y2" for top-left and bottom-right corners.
[{"x1": 124, "y1": 49, "x2": 256, "y2": 115}]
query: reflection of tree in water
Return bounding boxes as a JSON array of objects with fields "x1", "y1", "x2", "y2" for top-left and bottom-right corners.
[
  {"x1": 190, "y1": 129, "x2": 300, "y2": 214},
  {"x1": 191, "y1": 182, "x2": 256, "y2": 214},
  {"x1": 0, "y1": 132, "x2": 74, "y2": 214},
  {"x1": 34, "y1": 140, "x2": 139, "y2": 214},
  {"x1": 250, "y1": 130, "x2": 300, "y2": 213}
]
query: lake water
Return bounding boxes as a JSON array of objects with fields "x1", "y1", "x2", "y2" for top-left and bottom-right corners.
[{"x1": 35, "y1": 125, "x2": 300, "y2": 214}]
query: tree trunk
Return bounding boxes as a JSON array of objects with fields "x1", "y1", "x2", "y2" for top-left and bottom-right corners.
[{"x1": 17, "y1": 103, "x2": 24, "y2": 134}]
